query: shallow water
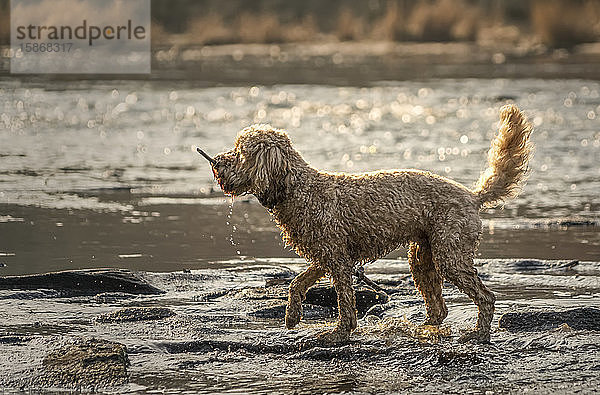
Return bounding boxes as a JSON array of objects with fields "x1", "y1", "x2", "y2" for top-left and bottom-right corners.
[
  {"x1": 0, "y1": 201, "x2": 599, "y2": 277},
  {"x1": 1, "y1": 260, "x2": 600, "y2": 393},
  {"x1": 0, "y1": 78, "x2": 599, "y2": 275}
]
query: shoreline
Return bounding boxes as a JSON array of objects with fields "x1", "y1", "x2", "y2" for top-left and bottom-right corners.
[{"x1": 2, "y1": 41, "x2": 600, "y2": 84}]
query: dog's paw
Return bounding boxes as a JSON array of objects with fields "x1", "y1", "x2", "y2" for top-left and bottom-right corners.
[
  {"x1": 458, "y1": 328, "x2": 490, "y2": 344},
  {"x1": 285, "y1": 306, "x2": 302, "y2": 329},
  {"x1": 316, "y1": 328, "x2": 351, "y2": 345}
]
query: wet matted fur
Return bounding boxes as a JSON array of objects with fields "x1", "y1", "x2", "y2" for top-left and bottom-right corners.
[{"x1": 209, "y1": 104, "x2": 533, "y2": 343}]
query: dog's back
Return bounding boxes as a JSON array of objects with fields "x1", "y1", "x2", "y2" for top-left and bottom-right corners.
[{"x1": 294, "y1": 169, "x2": 480, "y2": 264}]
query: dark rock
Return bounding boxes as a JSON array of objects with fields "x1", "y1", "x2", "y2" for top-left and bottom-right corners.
[
  {"x1": 0, "y1": 269, "x2": 163, "y2": 296},
  {"x1": 499, "y1": 307, "x2": 600, "y2": 332},
  {"x1": 512, "y1": 260, "x2": 549, "y2": 270},
  {"x1": 306, "y1": 285, "x2": 386, "y2": 316},
  {"x1": 42, "y1": 338, "x2": 129, "y2": 388},
  {"x1": 510, "y1": 260, "x2": 579, "y2": 272},
  {"x1": 96, "y1": 307, "x2": 175, "y2": 323},
  {"x1": 265, "y1": 277, "x2": 291, "y2": 286},
  {"x1": 304, "y1": 285, "x2": 336, "y2": 306},
  {"x1": 0, "y1": 289, "x2": 61, "y2": 300},
  {"x1": 557, "y1": 219, "x2": 597, "y2": 227},
  {"x1": 493, "y1": 95, "x2": 517, "y2": 102},
  {"x1": 0, "y1": 333, "x2": 32, "y2": 344},
  {"x1": 248, "y1": 304, "x2": 286, "y2": 319},
  {"x1": 223, "y1": 281, "x2": 386, "y2": 318},
  {"x1": 528, "y1": 218, "x2": 599, "y2": 228},
  {"x1": 158, "y1": 338, "x2": 297, "y2": 355}
]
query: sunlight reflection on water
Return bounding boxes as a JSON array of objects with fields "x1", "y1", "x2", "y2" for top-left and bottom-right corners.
[{"x1": 1, "y1": 79, "x2": 598, "y2": 219}]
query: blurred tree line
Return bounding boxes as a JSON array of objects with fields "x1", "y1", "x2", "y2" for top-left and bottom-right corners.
[{"x1": 1, "y1": 0, "x2": 599, "y2": 48}]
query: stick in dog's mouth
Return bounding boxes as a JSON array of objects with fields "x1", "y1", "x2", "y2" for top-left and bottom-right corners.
[{"x1": 196, "y1": 148, "x2": 216, "y2": 165}]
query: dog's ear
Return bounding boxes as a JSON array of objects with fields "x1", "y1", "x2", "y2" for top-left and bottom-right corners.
[
  {"x1": 250, "y1": 142, "x2": 290, "y2": 194},
  {"x1": 236, "y1": 127, "x2": 293, "y2": 207}
]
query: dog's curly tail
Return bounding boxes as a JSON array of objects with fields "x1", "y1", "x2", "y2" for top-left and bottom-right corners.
[{"x1": 473, "y1": 104, "x2": 534, "y2": 208}]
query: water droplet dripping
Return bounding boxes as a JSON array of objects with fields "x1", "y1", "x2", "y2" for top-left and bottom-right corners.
[{"x1": 226, "y1": 197, "x2": 243, "y2": 260}]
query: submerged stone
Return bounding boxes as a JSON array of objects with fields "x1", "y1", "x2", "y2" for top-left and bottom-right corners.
[
  {"x1": 96, "y1": 306, "x2": 175, "y2": 323},
  {"x1": 306, "y1": 285, "x2": 387, "y2": 316},
  {"x1": 510, "y1": 259, "x2": 579, "y2": 272},
  {"x1": 158, "y1": 338, "x2": 298, "y2": 355},
  {"x1": 499, "y1": 307, "x2": 600, "y2": 332},
  {"x1": 0, "y1": 333, "x2": 32, "y2": 344},
  {"x1": 42, "y1": 338, "x2": 129, "y2": 389},
  {"x1": 0, "y1": 269, "x2": 163, "y2": 296},
  {"x1": 226, "y1": 281, "x2": 386, "y2": 319},
  {"x1": 555, "y1": 219, "x2": 597, "y2": 227}
]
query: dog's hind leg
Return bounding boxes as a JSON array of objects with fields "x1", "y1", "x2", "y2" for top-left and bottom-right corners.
[
  {"x1": 285, "y1": 265, "x2": 326, "y2": 329},
  {"x1": 334, "y1": 268, "x2": 358, "y2": 333},
  {"x1": 432, "y1": 243, "x2": 496, "y2": 343},
  {"x1": 408, "y1": 240, "x2": 448, "y2": 325}
]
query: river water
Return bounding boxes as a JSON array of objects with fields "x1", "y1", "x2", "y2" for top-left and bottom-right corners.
[
  {"x1": 0, "y1": 78, "x2": 599, "y2": 393},
  {"x1": 1, "y1": 78, "x2": 599, "y2": 210},
  {"x1": 1, "y1": 78, "x2": 599, "y2": 275}
]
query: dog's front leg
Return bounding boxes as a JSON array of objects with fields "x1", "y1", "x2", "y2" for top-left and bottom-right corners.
[
  {"x1": 317, "y1": 268, "x2": 357, "y2": 343},
  {"x1": 285, "y1": 265, "x2": 326, "y2": 329}
]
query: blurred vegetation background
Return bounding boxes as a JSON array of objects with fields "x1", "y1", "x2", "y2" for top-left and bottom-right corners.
[{"x1": 1, "y1": 0, "x2": 600, "y2": 49}]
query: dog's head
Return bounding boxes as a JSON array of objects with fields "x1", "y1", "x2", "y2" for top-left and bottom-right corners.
[{"x1": 212, "y1": 124, "x2": 301, "y2": 207}]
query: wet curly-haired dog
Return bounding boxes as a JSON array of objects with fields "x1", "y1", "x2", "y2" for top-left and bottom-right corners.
[{"x1": 203, "y1": 104, "x2": 533, "y2": 343}]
